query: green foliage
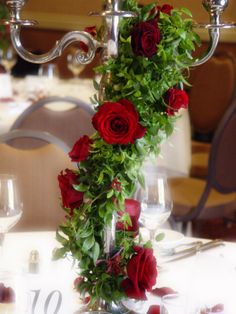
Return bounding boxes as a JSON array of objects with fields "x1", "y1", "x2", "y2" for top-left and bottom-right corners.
[
  {"x1": 57, "y1": 0, "x2": 200, "y2": 304},
  {"x1": 0, "y1": 3, "x2": 10, "y2": 51}
]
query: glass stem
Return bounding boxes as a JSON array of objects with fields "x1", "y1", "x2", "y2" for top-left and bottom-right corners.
[{"x1": 149, "y1": 229, "x2": 156, "y2": 242}]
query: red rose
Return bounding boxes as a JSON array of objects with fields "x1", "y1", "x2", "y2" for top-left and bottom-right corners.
[
  {"x1": 161, "y1": 4, "x2": 173, "y2": 15},
  {"x1": 147, "y1": 305, "x2": 160, "y2": 314},
  {"x1": 150, "y1": 4, "x2": 173, "y2": 19},
  {"x1": 92, "y1": 99, "x2": 146, "y2": 145},
  {"x1": 79, "y1": 26, "x2": 97, "y2": 53},
  {"x1": 69, "y1": 135, "x2": 93, "y2": 162},
  {"x1": 165, "y1": 88, "x2": 189, "y2": 116},
  {"x1": 116, "y1": 199, "x2": 141, "y2": 235},
  {"x1": 58, "y1": 169, "x2": 83, "y2": 212},
  {"x1": 121, "y1": 246, "x2": 157, "y2": 300},
  {"x1": 131, "y1": 19, "x2": 161, "y2": 58}
]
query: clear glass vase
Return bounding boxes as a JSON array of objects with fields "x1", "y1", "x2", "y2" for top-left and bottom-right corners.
[{"x1": 74, "y1": 298, "x2": 131, "y2": 314}]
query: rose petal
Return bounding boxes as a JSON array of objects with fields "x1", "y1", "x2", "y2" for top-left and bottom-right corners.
[
  {"x1": 151, "y1": 287, "x2": 177, "y2": 297},
  {"x1": 147, "y1": 305, "x2": 160, "y2": 314}
]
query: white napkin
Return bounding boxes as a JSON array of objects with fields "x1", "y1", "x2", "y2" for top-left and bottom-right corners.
[{"x1": 0, "y1": 74, "x2": 13, "y2": 98}]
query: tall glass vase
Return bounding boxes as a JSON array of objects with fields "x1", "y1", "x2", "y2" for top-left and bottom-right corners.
[{"x1": 74, "y1": 213, "x2": 130, "y2": 314}]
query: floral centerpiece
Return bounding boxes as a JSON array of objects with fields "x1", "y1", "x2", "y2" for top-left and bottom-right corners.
[{"x1": 56, "y1": 0, "x2": 199, "y2": 312}]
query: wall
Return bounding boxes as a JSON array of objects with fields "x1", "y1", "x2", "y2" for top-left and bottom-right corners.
[{"x1": 21, "y1": 0, "x2": 236, "y2": 42}]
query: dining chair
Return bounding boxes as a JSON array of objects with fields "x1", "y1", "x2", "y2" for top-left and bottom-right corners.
[
  {"x1": 188, "y1": 52, "x2": 236, "y2": 179},
  {"x1": 0, "y1": 129, "x2": 75, "y2": 231},
  {"x1": 169, "y1": 96, "x2": 236, "y2": 237},
  {"x1": 10, "y1": 95, "x2": 95, "y2": 149}
]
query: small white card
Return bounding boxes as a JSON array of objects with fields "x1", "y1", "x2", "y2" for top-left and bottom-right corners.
[{"x1": 0, "y1": 73, "x2": 13, "y2": 98}]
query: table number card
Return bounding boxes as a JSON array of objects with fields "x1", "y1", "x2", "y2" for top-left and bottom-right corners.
[{"x1": 24, "y1": 272, "x2": 79, "y2": 314}]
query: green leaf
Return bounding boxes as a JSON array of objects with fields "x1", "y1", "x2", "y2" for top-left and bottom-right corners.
[
  {"x1": 52, "y1": 247, "x2": 67, "y2": 260},
  {"x1": 56, "y1": 231, "x2": 68, "y2": 246},
  {"x1": 181, "y1": 7, "x2": 192, "y2": 17},
  {"x1": 155, "y1": 232, "x2": 165, "y2": 242},
  {"x1": 82, "y1": 235, "x2": 95, "y2": 251},
  {"x1": 73, "y1": 184, "x2": 88, "y2": 192},
  {"x1": 92, "y1": 242, "x2": 100, "y2": 264}
]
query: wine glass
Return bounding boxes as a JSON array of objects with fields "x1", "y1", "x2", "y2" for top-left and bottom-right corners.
[
  {"x1": 0, "y1": 175, "x2": 22, "y2": 260},
  {"x1": 0, "y1": 47, "x2": 17, "y2": 74},
  {"x1": 137, "y1": 173, "x2": 173, "y2": 243},
  {"x1": 38, "y1": 63, "x2": 59, "y2": 79},
  {"x1": 67, "y1": 51, "x2": 85, "y2": 79}
]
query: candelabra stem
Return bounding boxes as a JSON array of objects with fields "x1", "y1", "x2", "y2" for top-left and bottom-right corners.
[{"x1": 191, "y1": 27, "x2": 220, "y2": 67}]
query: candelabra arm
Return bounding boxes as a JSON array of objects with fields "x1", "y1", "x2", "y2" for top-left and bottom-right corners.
[
  {"x1": 191, "y1": 27, "x2": 220, "y2": 67},
  {"x1": 10, "y1": 25, "x2": 105, "y2": 64}
]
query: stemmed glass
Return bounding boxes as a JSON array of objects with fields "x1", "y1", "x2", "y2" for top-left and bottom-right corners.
[
  {"x1": 0, "y1": 175, "x2": 22, "y2": 262},
  {"x1": 67, "y1": 50, "x2": 85, "y2": 79},
  {"x1": 0, "y1": 46, "x2": 17, "y2": 74},
  {"x1": 137, "y1": 173, "x2": 173, "y2": 243}
]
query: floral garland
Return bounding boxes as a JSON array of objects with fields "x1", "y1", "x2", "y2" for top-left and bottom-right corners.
[
  {"x1": 0, "y1": 2, "x2": 9, "y2": 52},
  {"x1": 56, "y1": 0, "x2": 200, "y2": 308}
]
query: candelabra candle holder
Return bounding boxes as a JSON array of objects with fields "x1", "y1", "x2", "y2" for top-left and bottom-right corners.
[{"x1": 1, "y1": 0, "x2": 236, "y2": 313}]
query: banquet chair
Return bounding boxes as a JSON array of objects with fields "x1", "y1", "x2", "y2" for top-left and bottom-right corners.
[
  {"x1": 10, "y1": 96, "x2": 95, "y2": 149},
  {"x1": 0, "y1": 129, "x2": 75, "y2": 231},
  {"x1": 169, "y1": 96, "x2": 236, "y2": 238},
  {"x1": 188, "y1": 52, "x2": 236, "y2": 179}
]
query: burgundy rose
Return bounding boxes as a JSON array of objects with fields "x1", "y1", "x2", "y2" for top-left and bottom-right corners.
[
  {"x1": 58, "y1": 169, "x2": 83, "y2": 212},
  {"x1": 121, "y1": 246, "x2": 157, "y2": 300},
  {"x1": 116, "y1": 199, "x2": 141, "y2": 235},
  {"x1": 165, "y1": 88, "x2": 189, "y2": 116},
  {"x1": 92, "y1": 99, "x2": 146, "y2": 145},
  {"x1": 150, "y1": 4, "x2": 173, "y2": 19},
  {"x1": 161, "y1": 4, "x2": 173, "y2": 15},
  {"x1": 79, "y1": 26, "x2": 97, "y2": 53},
  {"x1": 147, "y1": 305, "x2": 160, "y2": 314},
  {"x1": 69, "y1": 135, "x2": 93, "y2": 162},
  {"x1": 131, "y1": 19, "x2": 161, "y2": 58}
]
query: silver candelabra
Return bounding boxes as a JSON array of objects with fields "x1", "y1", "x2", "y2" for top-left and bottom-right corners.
[{"x1": 1, "y1": 0, "x2": 236, "y2": 68}]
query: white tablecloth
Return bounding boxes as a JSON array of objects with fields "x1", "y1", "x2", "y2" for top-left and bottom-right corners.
[{"x1": 2, "y1": 231, "x2": 236, "y2": 313}]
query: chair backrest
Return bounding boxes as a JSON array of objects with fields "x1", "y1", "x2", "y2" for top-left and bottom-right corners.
[
  {"x1": 189, "y1": 52, "x2": 236, "y2": 141},
  {"x1": 207, "y1": 97, "x2": 236, "y2": 194},
  {"x1": 0, "y1": 129, "x2": 74, "y2": 231},
  {"x1": 10, "y1": 96, "x2": 95, "y2": 149}
]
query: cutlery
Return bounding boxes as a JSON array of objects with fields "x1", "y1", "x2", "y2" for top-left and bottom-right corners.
[
  {"x1": 163, "y1": 239, "x2": 224, "y2": 263},
  {"x1": 160, "y1": 240, "x2": 203, "y2": 256}
]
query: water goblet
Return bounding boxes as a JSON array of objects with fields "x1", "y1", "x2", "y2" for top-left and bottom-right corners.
[
  {"x1": 67, "y1": 51, "x2": 85, "y2": 79},
  {"x1": 137, "y1": 174, "x2": 173, "y2": 244},
  {"x1": 0, "y1": 174, "x2": 22, "y2": 264},
  {"x1": 0, "y1": 47, "x2": 17, "y2": 74}
]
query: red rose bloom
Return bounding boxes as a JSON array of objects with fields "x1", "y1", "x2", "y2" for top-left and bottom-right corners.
[
  {"x1": 161, "y1": 4, "x2": 173, "y2": 15},
  {"x1": 116, "y1": 199, "x2": 141, "y2": 235},
  {"x1": 150, "y1": 4, "x2": 173, "y2": 19},
  {"x1": 58, "y1": 169, "x2": 83, "y2": 212},
  {"x1": 79, "y1": 26, "x2": 97, "y2": 53},
  {"x1": 121, "y1": 246, "x2": 157, "y2": 300},
  {"x1": 92, "y1": 99, "x2": 146, "y2": 145},
  {"x1": 131, "y1": 19, "x2": 161, "y2": 58},
  {"x1": 147, "y1": 305, "x2": 160, "y2": 314},
  {"x1": 165, "y1": 88, "x2": 189, "y2": 116},
  {"x1": 69, "y1": 135, "x2": 93, "y2": 162}
]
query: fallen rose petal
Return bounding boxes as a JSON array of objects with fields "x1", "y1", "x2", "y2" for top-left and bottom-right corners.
[
  {"x1": 151, "y1": 287, "x2": 177, "y2": 297},
  {"x1": 147, "y1": 305, "x2": 160, "y2": 314}
]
